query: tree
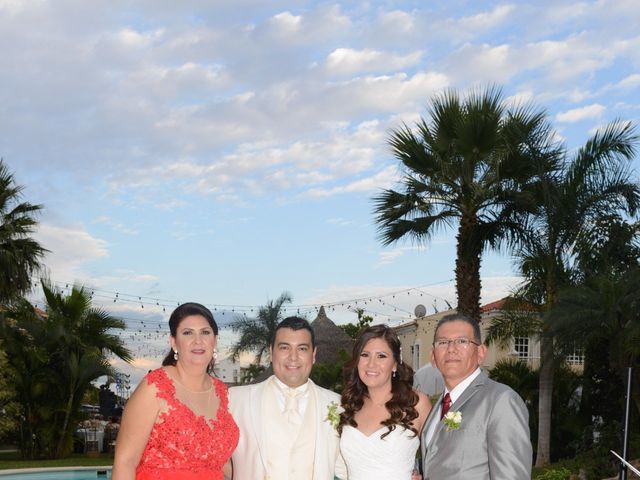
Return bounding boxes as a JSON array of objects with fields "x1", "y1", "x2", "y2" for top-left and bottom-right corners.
[
  {"x1": 373, "y1": 86, "x2": 556, "y2": 321},
  {"x1": 339, "y1": 308, "x2": 373, "y2": 339},
  {"x1": 0, "y1": 340, "x2": 20, "y2": 441},
  {"x1": 0, "y1": 159, "x2": 47, "y2": 304},
  {"x1": 239, "y1": 364, "x2": 266, "y2": 384},
  {"x1": 488, "y1": 120, "x2": 640, "y2": 466},
  {"x1": 230, "y1": 292, "x2": 292, "y2": 364},
  {"x1": 1, "y1": 281, "x2": 132, "y2": 458},
  {"x1": 551, "y1": 268, "x2": 640, "y2": 414}
]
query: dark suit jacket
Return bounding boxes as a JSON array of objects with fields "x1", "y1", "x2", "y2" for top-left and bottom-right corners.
[{"x1": 421, "y1": 370, "x2": 532, "y2": 480}]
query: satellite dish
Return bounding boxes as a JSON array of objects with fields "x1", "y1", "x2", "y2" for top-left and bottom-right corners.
[{"x1": 414, "y1": 304, "x2": 427, "y2": 318}]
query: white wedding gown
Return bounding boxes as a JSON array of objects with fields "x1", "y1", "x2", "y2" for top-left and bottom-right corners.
[{"x1": 340, "y1": 425, "x2": 419, "y2": 480}]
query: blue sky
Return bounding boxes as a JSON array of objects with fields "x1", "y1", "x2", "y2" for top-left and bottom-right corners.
[{"x1": 2, "y1": 0, "x2": 639, "y2": 384}]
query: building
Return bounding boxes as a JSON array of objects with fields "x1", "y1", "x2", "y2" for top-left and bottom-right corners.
[
  {"x1": 393, "y1": 298, "x2": 584, "y2": 376},
  {"x1": 215, "y1": 357, "x2": 241, "y2": 385}
]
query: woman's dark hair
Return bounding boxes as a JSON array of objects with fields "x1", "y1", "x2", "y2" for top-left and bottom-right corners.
[
  {"x1": 338, "y1": 324, "x2": 418, "y2": 439},
  {"x1": 162, "y1": 302, "x2": 218, "y2": 374}
]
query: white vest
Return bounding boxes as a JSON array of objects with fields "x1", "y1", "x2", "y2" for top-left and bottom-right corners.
[{"x1": 263, "y1": 379, "x2": 317, "y2": 479}]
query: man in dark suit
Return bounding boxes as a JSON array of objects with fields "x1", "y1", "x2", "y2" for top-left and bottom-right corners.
[{"x1": 421, "y1": 313, "x2": 532, "y2": 479}]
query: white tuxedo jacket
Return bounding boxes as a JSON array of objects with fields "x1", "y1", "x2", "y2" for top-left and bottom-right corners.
[
  {"x1": 229, "y1": 376, "x2": 346, "y2": 480},
  {"x1": 421, "y1": 370, "x2": 532, "y2": 480}
]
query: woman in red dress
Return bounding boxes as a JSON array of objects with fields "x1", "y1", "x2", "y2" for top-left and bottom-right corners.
[{"x1": 113, "y1": 303, "x2": 239, "y2": 480}]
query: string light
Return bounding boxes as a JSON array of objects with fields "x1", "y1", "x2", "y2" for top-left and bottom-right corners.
[{"x1": 26, "y1": 276, "x2": 457, "y2": 362}]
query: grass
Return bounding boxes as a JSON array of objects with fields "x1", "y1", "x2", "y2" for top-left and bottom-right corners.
[{"x1": 0, "y1": 451, "x2": 113, "y2": 470}]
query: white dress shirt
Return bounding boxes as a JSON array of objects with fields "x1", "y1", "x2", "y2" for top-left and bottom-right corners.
[
  {"x1": 273, "y1": 376, "x2": 310, "y2": 418},
  {"x1": 425, "y1": 367, "x2": 482, "y2": 445}
]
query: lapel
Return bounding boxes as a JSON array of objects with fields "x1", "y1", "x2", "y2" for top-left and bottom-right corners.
[
  {"x1": 421, "y1": 392, "x2": 443, "y2": 461},
  {"x1": 451, "y1": 370, "x2": 486, "y2": 412},
  {"x1": 424, "y1": 370, "x2": 487, "y2": 464},
  {"x1": 309, "y1": 381, "x2": 327, "y2": 474},
  {"x1": 423, "y1": 392, "x2": 444, "y2": 439},
  {"x1": 252, "y1": 377, "x2": 270, "y2": 469}
]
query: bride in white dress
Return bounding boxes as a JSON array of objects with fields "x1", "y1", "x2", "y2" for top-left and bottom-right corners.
[{"x1": 337, "y1": 325, "x2": 431, "y2": 480}]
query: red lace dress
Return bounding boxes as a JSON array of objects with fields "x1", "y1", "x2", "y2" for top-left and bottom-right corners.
[{"x1": 135, "y1": 368, "x2": 239, "y2": 480}]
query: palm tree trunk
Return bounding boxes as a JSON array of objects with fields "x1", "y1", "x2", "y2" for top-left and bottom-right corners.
[
  {"x1": 455, "y1": 214, "x2": 482, "y2": 322},
  {"x1": 55, "y1": 388, "x2": 75, "y2": 458},
  {"x1": 536, "y1": 331, "x2": 554, "y2": 466}
]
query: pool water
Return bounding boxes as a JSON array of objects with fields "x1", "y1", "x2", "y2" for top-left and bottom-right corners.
[{"x1": 0, "y1": 469, "x2": 111, "y2": 479}]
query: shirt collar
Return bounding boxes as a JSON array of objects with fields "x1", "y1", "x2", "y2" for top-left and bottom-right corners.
[
  {"x1": 446, "y1": 367, "x2": 481, "y2": 404},
  {"x1": 273, "y1": 376, "x2": 310, "y2": 395}
]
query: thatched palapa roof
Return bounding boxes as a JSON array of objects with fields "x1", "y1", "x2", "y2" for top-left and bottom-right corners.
[{"x1": 311, "y1": 306, "x2": 353, "y2": 364}]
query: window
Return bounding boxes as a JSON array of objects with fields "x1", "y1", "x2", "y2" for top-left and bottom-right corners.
[
  {"x1": 513, "y1": 337, "x2": 529, "y2": 359},
  {"x1": 413, "y1": 342, "x2": 420, "y2": 368},
  {"x1": 566, "y1": 348, "x2": 584, "y2": 366}
]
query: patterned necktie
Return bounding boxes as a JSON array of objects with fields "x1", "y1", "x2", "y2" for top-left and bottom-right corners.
[
  {"x1": 440, "y1": 392, "x2": 452, "y2": 419},
  {"x1": 284, "y1": 388, "x2": 303, "y2": 425}
]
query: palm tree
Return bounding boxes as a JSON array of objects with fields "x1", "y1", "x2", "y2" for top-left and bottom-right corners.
[
  {"x1": 230, "y1": 292, "x2": 292, "y2": 363},
  {"x1": 39, "y1": 280, "x2": 132, "y2": 457},
  {"x1": 0, "y1": 159, "x2": 48, "y2": 304},
  {"x1": 0, "y1": 342, "x2": 19, "y2": 439},
  {"x1": 1, "y1": 281, "x2": 132, "y2": 458},
  {"x1": 488, "y1": 120, "x2": 640, "y2": 466},
  {"x1": 551, "y1": 268, "x2": 640, "y2": 414},
  {"x1": 373, "y1": 86, "x2": 557, "y2": 321}
]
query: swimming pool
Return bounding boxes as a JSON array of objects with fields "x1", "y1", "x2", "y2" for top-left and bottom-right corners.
[{"x1": 0, "y1": 467, "x2": 111, "y2": 479}]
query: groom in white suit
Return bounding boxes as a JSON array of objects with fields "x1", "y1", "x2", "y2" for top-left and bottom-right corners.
[
  {"x1": 421, "y1": 313, "x2": 532, "y2": 480},
  {"x1": 228, "y1": 316, "x2": 346, "y2": 480}
]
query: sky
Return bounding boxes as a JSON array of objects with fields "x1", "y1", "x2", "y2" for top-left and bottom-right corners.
[{"x1": 2, "y1": 0, "x2": 639, "y2": 387}]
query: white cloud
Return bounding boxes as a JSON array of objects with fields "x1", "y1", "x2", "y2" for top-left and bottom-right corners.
[
  {"x1": 555, "y1": 103, "x2": 605, "y2": 123},
  {"x1": 114, "y1": 119, "x2": 389, "y2": 201},
  {"x1": 446, "y1": 43, "x2": 515, "y2": 83},
  {"x1": 377, "y1": 10, "x2": 416, "y2": 35},
  {"x1": 115, "y1": 27, "x2": 162, "y2": 49},
  {"x1": 617, "y1": 74, "x2": 640, "y2": 89},
  {"x1": 268, "y1": 11, "x2": 303, "y2": 36},
  {"x1": 305, "y1": 165, "x2": 399, "y2": 198},
  {"x1": 458, "y1": 4, "x2": 515, "y2": 31},
  {"x1": 326, "y1": 217, "x2": 352, "y2": 226},
  {"x1": 93, "y1": 216, "x2": 139, "y2": 235},
  {"x1": 33, "y1": 223, "x2": 109, "y2": 283},
  {"x1": 112, "y1": 270, "x2": 159, "y2": 283},
  {"x1": 324, "y1": 48, "x2": 423, "y2": 76},
  {"x1": 0, "y1": 0, "x2": 31, "y2": 15},
  {"x1": 377, "y1": 246, "x2": 414, "y2": 265},
  {"x1": 543, "y1": 2, "x2": 590, "y2": 24},
  {"x1": 259, "y1": 5, "x2": 351, "y2": 45},
  {"x1": 504, "y1": 90, "x2": 535, "y2": 108}
]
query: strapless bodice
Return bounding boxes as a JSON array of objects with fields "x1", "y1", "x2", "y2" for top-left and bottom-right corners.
[{"x1": 340, "y1": 425, "x2": 419, "y2": 479}]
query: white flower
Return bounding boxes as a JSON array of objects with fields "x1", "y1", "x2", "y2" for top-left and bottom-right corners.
[
  {"x1": 443, "y1": 410, "x2": 462, "y2": 431},
  {"x1": 325, "y1": 401, "x2": 341, "y2": 430}
]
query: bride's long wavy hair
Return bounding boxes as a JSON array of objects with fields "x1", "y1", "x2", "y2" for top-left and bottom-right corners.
[{"x1": 338, "y1": 325, "x2": 419, "y2": 439}]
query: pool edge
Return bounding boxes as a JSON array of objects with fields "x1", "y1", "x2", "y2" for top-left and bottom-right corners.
[{"x1": 0, "y1": 466, "x2": 112, "y2": 475}]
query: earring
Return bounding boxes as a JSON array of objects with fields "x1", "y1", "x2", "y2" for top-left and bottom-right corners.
[
  {"x1": 213, "y1": 349, "x2": 218, "y2": 361},
  {"x1": 392, "y1": 370, "x2": 397, "y2": 378},
  {"x1": 173, "y1": 350, "x2": 178, "y2": 361}
]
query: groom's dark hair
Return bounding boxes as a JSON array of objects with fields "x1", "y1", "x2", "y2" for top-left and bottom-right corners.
[
  {"x1": 270, "y1": 316, "x2": 316, "y2": 348},
  {"x1": 435, "y1": 312, "x2": 482, "y2": 343}
]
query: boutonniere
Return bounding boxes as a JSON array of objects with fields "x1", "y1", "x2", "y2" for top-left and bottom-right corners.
[
  {"x1": 325, "y1": 401, "x2": 341, "y2": 430},
  {"x1": 443, "y1": 410, "x2": 462, "y2": 431}
]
